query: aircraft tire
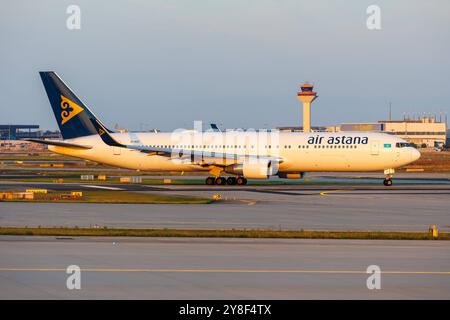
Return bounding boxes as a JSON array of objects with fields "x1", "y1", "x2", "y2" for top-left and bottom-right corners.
[
  {"x1": 205, "y1": 177, "x2": 215, "y2": 185},
  {"x1": 215, "y1": 177, "x2": 226, "y2": 185}
]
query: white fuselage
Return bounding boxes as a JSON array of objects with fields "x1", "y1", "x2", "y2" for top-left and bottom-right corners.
[{"x1": 49, "y1": 131, "x2": 420, "y2": 175}]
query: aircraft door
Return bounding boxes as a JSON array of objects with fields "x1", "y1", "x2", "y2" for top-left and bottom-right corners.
[
  {"x1": 113, "y1": 147, "x2": 121, "y2": 155},
  {"x1": 371, "y1": 140, "x2": 380, "y2": 155}
]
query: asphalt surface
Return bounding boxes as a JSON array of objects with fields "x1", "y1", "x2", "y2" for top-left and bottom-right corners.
[
  {"x1": 0, "y1": 236, "x2": 449, "y2": 299},
  {"x1": 1, "y1": 182, "x2": 449, "y2": 231},
  {"x1": 1, "y1": 178, "x2": 449, "y2": 299}
]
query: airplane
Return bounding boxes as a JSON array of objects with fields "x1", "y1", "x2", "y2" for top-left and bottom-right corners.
[{"x1": 27, "y1": 71, "x2": 421, "y2": 186}]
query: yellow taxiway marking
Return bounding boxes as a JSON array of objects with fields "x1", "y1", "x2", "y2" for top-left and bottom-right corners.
[
  {"x1": 319, "y1": 190, "x2": 343, "y2": 196},
  {"x1": 240, "y1": 199, "x2": 257, "y2": 205},
  {"x1": 1, "y1": 268, "x2": 450, "y2": 275}
]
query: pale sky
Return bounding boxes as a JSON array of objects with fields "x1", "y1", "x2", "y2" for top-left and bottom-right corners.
[{"x1": 1, "y1": 0, "x2": 449, "y2": 131}]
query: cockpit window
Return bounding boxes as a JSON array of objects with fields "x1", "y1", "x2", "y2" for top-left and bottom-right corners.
[{"x1": 396, "y1": 142, "x2": 412, "y2": 148}]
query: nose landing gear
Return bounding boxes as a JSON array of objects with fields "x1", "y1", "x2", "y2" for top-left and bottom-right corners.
[{"x1": 383, "y1": 168, "x2": 395, "y2": 186}]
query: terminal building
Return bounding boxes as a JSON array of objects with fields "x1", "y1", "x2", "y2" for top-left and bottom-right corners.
[
  {"x1": 0, "y1": 124, "x2": 61, "y2": 151},
  {"x1": 0, "y1": 125, "x2": 61, "y2": 140},
  {"x1": 338, "y1": 116, "x2": 447, "y2": 148},
  {"x1": 380, "y1": 117, "x2": 447, "y2": 147},
  {"x1": 278, "y1": 126, "x2": 328, "y2": 132}
]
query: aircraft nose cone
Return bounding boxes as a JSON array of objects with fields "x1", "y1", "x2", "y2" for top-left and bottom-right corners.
[{"x1": 411, "y1": 148, "x2": 421, "y2": 162}]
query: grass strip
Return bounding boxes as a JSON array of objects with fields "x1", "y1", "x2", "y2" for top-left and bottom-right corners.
[
  {"x1": 0, "y1": 227, "x2": 448, "y2": 240},
  {"x1": 0, "y1": 190, "x2": 211, "y2": 204}
]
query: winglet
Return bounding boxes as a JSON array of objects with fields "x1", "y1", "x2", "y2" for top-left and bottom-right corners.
[
  {"x1": 210, "y1": 123, "x2": 221, "y2": 132},
  {"x1": 90, "y1": 118, "x2": 125, "y2": 147}
]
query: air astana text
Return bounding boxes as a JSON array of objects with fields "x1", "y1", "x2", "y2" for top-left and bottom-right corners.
[{"x1": 308, "y1": 135, "x2": 369, "y2": 145}]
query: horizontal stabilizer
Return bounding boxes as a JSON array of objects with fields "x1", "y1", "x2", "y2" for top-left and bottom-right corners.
[{"x1": 25, "y1": 139, "x2": 92, "y2": 150}]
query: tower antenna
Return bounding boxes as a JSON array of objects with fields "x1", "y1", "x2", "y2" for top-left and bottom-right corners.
[{"x1": 389, "y1": 102, "x2": 392, "y2": 121}]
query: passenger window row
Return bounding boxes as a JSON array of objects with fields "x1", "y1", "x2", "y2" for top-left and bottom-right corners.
[{"x1": 142, "y1": 144, "x2": 358, "y2": 149}]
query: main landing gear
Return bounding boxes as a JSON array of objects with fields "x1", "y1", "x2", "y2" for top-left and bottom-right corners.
[
  {"x1": 383, "y1": 168, "x2": 394, "y2": 187},
  {"x1": 205, "y1": 176, "x2": 247, "y2": 185}
]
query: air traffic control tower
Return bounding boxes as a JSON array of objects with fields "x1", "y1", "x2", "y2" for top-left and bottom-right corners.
[{"x1": 297, "y1": 82, "x2": 318, "y2": 132}]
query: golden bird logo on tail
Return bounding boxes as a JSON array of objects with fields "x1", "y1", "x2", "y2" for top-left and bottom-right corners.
[{"x1": 60, "y1": 95, "x2": 84, "y2": 125}]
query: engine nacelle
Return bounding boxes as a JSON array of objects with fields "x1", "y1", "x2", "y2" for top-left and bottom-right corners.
[
  {"x1": 224, "y1": 160, "x2": 278, "y2": 179},
  {"x1": 277, "y1": 172, "x2": 305, "y2": 179}
]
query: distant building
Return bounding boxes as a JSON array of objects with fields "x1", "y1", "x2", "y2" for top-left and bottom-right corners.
[
  {"x1": 379, "y1": 117, "x2": 447, "y2": 147},
  {"x1": 0, "y1": 125, "x2": 39, "y2": 140},
  {"x1": 0, "y1": 125, "x2": 61, "y2": 140},
  {"x1": 277, "y1": 126, "x2": 328, "y2": 132},
  {"x1": 339, "y1": 123, "x2": 384, "y2": 132},
  {"x1": 335, "y1": 117, "x2": 447, "y2": 147},
  {"x1": 0, "y1": 140, "x2": 47, "y2": 151}
]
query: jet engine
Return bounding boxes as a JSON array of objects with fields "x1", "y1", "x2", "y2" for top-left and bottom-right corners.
[{"x1": 224, "y1": 159, "x2": 278, "y2": 179}]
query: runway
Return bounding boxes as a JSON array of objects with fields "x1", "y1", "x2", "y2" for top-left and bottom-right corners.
[
  {"x1": 1, "y1": 182, "x2": 449, "y2": 231},
  {"x1": 0, "y1": 236, "x2": 449, "y2": 299}
]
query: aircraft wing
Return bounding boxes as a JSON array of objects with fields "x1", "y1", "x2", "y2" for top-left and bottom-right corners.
[
  {"x1": 89, "y1": 119, "x2": 282, "y2": 165},
  {"x1": 127, "y1": 145, "x2": 281, "y2": 163},
  {"x1": 24, "y1": 139, "x2": 92, "y2": 150}
]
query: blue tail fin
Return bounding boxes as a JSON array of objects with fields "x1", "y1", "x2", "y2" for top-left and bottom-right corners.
[{"x1": 39, "y1": 71, "x2": 112, "y2": 140}]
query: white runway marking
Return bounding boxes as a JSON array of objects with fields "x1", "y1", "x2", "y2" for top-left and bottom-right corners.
[
  {"x1": 1, "y1": 267, "x2": 450, "y2": 275},
  {"x1": 81, "y1": 185, "x2": 124, "y2": 190}
]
